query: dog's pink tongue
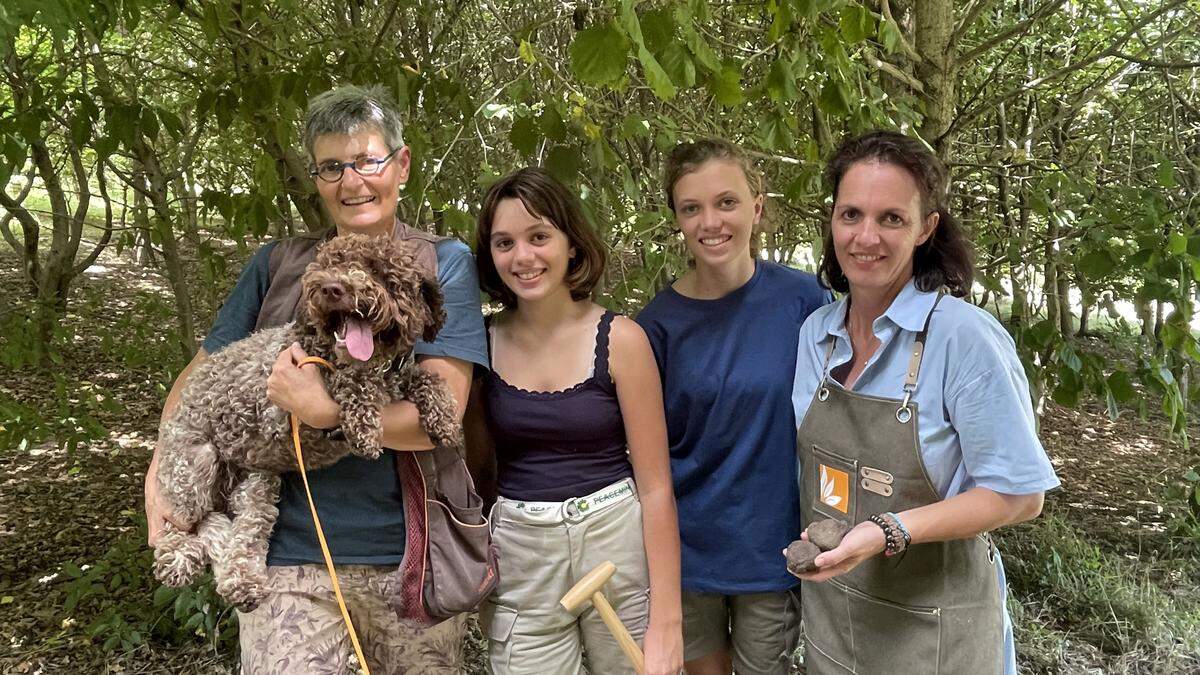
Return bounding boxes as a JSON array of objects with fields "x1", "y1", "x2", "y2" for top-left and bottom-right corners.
[{"x1": 344, "y1": 318, "x2": 374, "y2": 361}]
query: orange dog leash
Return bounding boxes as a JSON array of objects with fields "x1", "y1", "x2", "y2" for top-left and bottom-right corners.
[{"x1": 290, "y1": 355, "x2": 371, "y2": 675}]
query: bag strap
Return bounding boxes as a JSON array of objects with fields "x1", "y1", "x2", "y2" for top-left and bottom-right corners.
[{"x1": 291, "y1": 355, "x2": 371, "y2": 675}]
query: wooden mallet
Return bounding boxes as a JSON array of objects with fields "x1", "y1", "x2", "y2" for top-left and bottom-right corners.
[{"x1": 559, "y1": 560, "x2": 645, "y2": 674}]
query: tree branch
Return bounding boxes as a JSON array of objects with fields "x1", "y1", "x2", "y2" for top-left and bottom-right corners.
[
  {"x1": 1112, "y1": 51, "x2": 1200, "y2": 69},
  {"x1": 950, "y1": 0, "x2": 996, "y2": 47},
  {"x1": 961, "y1": 0, "x2": 1068, "y2": 64},
  {"x1": 880, "y1": 0, "x2": 924, "y2": 64}
]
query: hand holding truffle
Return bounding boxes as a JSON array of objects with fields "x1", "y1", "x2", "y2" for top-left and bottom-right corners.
[{"x1": 784, "y1": 517, "x2": 887, "y2": 582}]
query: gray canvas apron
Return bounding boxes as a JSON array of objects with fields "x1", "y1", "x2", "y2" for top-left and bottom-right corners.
[{"x1": 796, "y1": 295, "x2": 1003, "y2": 674}]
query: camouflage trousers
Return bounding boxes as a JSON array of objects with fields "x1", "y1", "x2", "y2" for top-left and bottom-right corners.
[{"x1": 237, "y1": 564, "x2": 466, "y2": 674}]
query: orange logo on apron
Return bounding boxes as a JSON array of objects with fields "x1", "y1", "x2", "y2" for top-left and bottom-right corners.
[{"x1": 819, "y1": 464, "x2": 849, "y2": 514}]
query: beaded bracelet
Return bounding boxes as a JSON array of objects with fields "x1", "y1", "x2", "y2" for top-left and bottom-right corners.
[
  {"x1": 886, "y1": 511, "x2": 912, "y2": 548},
  {"x1": 867, "y1": 513, "x2": 910, "y2": 557}
]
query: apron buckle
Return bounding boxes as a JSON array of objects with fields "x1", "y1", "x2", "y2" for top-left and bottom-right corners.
[{"x1": 895, "y1": 390, "x2": 913, "y2": 423}]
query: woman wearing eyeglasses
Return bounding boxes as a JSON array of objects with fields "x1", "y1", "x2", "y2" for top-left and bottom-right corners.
[{"x1": 143, "y1": 84, "x2": 489, "y2": 673}]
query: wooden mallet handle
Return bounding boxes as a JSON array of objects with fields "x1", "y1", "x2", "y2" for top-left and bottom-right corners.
[
  {"x1": 560, "y1": 560, "x2": 645, "y2": 673},
  {"x1": 590, "y1": 589, "x2": 645, "y2": 673}
]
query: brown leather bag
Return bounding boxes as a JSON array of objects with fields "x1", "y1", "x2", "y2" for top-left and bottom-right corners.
[{"x1": 391, "y1": 440, "x2": 500, "y2": 626}]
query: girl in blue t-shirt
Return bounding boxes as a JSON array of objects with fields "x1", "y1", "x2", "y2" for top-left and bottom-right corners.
[
  {"x1": 636, "y1": 139, "x2": 829, "y2": 674},
  {"x1": 473, "y1": 167, "x2": 683, "y2": 675}
]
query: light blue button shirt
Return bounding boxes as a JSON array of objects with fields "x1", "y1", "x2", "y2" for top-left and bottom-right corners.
[{"x1": 791, "y1": 278, "x2": 1060, "y2": 674}]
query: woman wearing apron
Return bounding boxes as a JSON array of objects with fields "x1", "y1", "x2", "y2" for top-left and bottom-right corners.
[{"x1": 789, "y1": 131, "x2": 1059, "y2": 674}]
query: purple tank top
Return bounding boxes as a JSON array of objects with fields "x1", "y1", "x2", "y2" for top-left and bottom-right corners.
[{"x1": 484, "y1": 310, "x2": 633, "y2": 501}]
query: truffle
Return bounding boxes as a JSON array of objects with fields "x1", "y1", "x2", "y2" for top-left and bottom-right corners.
[
  {"x1": 808, "y1": 518, "x2": 851, "y2": 552},
  {"x1": 786, "y1": 539, "x2": 821, "y2": 575}
]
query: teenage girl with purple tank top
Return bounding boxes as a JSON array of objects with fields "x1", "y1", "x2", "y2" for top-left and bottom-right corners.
[{"x1": 472, "y1": 167, "x2": 684, "y2": 675}]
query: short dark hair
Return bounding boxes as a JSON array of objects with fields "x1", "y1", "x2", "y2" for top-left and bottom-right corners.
[
  {"x1": 475, "y1": 167, "x2": 606, "y2": 308},
  {"x1": 818, "y1": 130, "x2": 974, "y2": 297}
]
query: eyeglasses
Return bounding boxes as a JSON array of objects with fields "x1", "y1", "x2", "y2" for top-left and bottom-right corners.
[{"x1": 309, "y1": 147, "x2": 401, "y2": 183}]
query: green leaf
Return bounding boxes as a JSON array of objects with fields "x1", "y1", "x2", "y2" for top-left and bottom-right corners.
[
  {"x1": 639, "y1": 7, "x2": 676, "y2": 53},
  {"x1": 706, "y1": 62, "x2": 743, "y2": 106},
  {"x1": 153, "y1": 584, "x2": 175, "y2": 608},
  {"x1": 637, "y1": 46, "x2": 677, "y2": 100},
  {"x1": 539, "y1": 105, "x2": 567, "y2": 142},
  {"x1": 1105, "y1": 386, "x2": 1119, "y2": 420},
  {"x1": 545, "y1": 145, "x2": 582, "y2": 182},
  {"x1": 756, "y1": 113, "x2": 793, "y2": 151},
  {"x1": 509, "y1": 116, "x2": 538, "y2": 156},
  {"x1": 879, "y1": 16, "x2": 903, "y2": 54},
  {"x1": 1077, "y1": 249, "x2": 1116, "y2": 278},
  {"x1": 676, "y1": 5, "x2": 720, "y2": 72},
  {"x1": 139, "y1": 107, "x2": 160, "y2": 142},
  {"x1": 570, "y1": 22, "x2": 630, "y2": 86},
  {"x1": 157, "y1": 108, "x2": 184, "y2": 141},
  {"x1": 1058, "y1": 344, "x2": 1082, "y2": 372},
  {"x1": 1168, "y1": 232, "x2": 1188, "y2": 255},
  {"x1": 1051, "y1": 381, "x2": 1080, "y2": 407},
  {"x1": 818, "y1": 79, "x2": 850, "y2": 117},
  {"x1": 766, "y1": 58, "x2": 798, "y2": 102},
  {"x1": 1157, "y1": 161, "x2": 1177, "y2": 188},
  {"x1": 1107, "y1": 371, "x2": 1136, "y2": 402},
  {"x1": 518, "y1": 40, "x2": 537, "y2": 64},
  {"x1": 839, "y1": 4, "x2": 874, "y2": 43},
  {"x1": 658, "y1": 42, "x2": 696, "y2": 88}
]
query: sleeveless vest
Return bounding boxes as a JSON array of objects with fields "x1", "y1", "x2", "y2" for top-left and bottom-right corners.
[{"x1": 255, "y1": 219, "x2": 445, "y2": 331}]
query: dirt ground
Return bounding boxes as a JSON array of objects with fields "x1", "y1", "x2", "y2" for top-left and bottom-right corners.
[{"x1": 2, "y1": 248, "x2": 1198, "y2": 673}]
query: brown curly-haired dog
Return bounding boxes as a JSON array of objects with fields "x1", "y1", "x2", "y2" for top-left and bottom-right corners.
[{"x1": 153, "y1": 234, "x2": 462, "y2": 611}]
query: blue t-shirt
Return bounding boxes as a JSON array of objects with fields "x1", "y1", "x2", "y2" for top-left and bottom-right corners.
[
  {"x1": 202, "y1": 237, "x2": 488, "y2": 565},
  {"x1": 636, "y1": 260, "x2": 830, "y2": 593}
]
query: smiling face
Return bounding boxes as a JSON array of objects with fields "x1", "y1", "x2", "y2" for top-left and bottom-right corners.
[
  {"x1": 311, "y1": 129, "x2": 409, "y2": 238},
  {"x1": 831, "y1": 160, "x2": 938, "y2": 299},
  {"x1": 488, "y1": 197, "x2": 575, "y2": 306},
  {"x1": 671, "y1": 159, "x2": 762, "y2": 271}
]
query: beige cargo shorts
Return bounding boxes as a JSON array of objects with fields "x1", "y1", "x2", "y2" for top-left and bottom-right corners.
[{"x1": 479, "y1": 477, "x2": 651, "y2": 674}]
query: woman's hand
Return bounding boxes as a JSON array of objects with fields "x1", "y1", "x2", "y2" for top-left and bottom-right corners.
[
  {"x1": 642, "y1": 618, "x2": 684, "y2": 675},
  {"x1": 144, "y1": 453, "x2": 189, "y2": 546},
  {"x1": 266, "y1": 343, "x2": 339, "y2": 429},
  {"x1": 788, "y1": 521, "x2": 886, "y2": 583}
]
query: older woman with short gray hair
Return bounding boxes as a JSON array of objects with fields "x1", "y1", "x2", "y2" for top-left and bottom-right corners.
[{"x1": 144, "y1": 84, "x2": 489, "y2": 673}]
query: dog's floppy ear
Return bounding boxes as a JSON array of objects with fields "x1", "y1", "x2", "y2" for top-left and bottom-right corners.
[{"x1": 420, "y1": 276, "x2": 446, "y2": 343}]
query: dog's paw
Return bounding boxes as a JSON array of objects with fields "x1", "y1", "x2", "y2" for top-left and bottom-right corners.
[
  {"x1": 217, "y1": 577, "x2": 268, "y2": 613},
  {"x1": 432, "y1": 427, "x2": 464, "y2": 450},
  {"x1": 424, "y1": 419, "x2": 463, "y2": 450},
  {"x1": 154, "y1": 550, "x2": 203, "y2": 587}
]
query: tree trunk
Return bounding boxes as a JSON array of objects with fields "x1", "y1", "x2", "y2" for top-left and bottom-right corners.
[
  {"x1": 1135, "y1": 296, "x2": 1153, "y2": 338},
  {"x1": 1056, "y1": 272, "x2": 1072, "y2": 335},
  {"x1": 135, "y1": 137, "x2": 197, "y2": 362},
  {"x1": 912, "y1": 0, "x2": 957, "y2": 156}
]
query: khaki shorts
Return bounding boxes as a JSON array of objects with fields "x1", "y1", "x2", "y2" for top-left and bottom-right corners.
[
  {"x1": 237, "y1": 564, "x2": 466, "y2": 674},
  {"x1": 682, "y1": 588, "x2": 801, "y2": 674},
  {"x1": 479, "y1": 478, "x2": 650, "y2": 675}
]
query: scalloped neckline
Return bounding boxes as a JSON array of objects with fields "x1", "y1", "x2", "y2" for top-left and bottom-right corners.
[{"x1": 487, "y1": 310, "x2": 611, "y2": 399}]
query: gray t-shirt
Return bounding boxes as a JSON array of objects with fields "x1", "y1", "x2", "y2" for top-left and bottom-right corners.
[{"x1": 202, "y1": 238, "x2": 488, "y2": 565}]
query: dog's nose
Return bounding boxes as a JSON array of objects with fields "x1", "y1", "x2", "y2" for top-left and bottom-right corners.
[{"x1": 320, "y1": 282, "x2": 345, "y2": 301}]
